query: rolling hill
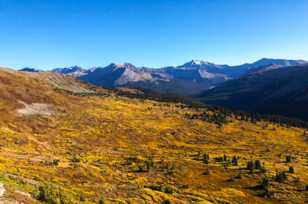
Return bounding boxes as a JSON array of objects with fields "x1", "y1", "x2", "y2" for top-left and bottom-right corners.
[{"x1": 0, "y1": 67, "x2": 307, "y2": 203}]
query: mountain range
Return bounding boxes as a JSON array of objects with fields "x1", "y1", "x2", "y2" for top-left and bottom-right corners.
[
  {"x1": 19, "y1": 58, "x2": 308, "y2": 121},
  {"x1": 49, "y1": 58, "x2": 307, "y2": 95},
  {"x1": 199, "y1": 63, "x2": 308, "y2": 121}
]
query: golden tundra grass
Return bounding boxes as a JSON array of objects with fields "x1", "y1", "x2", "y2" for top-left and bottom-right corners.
[{"x1": 0, "y1": 69, "x2": 307, "y2": 203}]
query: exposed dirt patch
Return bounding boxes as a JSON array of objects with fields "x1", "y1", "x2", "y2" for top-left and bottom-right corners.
[
  {"x1": 16, "y1": 101, "x2": 54, "y2": 116},
  {"x1": 0, "y1": 183, "x2": 5, "y2": 197}
]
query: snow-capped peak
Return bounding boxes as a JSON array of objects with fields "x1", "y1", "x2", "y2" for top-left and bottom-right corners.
[{"x1": 190, "y1": 59, "x2": 210, "y2": 65}]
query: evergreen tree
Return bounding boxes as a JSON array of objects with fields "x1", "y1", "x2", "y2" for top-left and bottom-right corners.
[
  {"x1": 255, "y1": 160, "x2": 262, "y2": 170},
  {"x1": 288, "y1": 166, "x2": 294, "y2": 173},
  {"x1": 275, "y1": 172, "x2": 287, "y2": 183},
  {"x1": 286, "y1": 155, "x2": 293, "y2": 163},
  {"x1": 232, "y1": 156, "x2": 238, "y2": 166},
  {"x1": 247, "y1": 161, "x2": 254, "y2": 172}
]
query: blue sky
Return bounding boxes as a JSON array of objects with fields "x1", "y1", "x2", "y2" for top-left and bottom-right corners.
[{"x1": 0, "y1": 0, "x2": 307, "y2": 69}]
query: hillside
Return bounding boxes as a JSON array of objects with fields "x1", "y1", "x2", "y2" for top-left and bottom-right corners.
[
  {"x1": 198, "y1": 64, "x2": 308, "y2": 121},
  {"x1": 0, "y1": 68, "x2": 307, "y2": 203}
]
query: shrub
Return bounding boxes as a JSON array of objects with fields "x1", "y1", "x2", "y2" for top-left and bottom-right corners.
[
  {"x1": 163, "y1": 162, "x2": 176, "y2": 176},
  {"x1": 37, "y1": 186, "x2": 48, "y2": 202},
  {"x1": 246, "y1": 161, "x2": 254, "y2": 172},
  {"x1": 145, "y1": 157, "x2": 154, "y2": 170},
  {"x1": 288, "y1": 166, "x2": 295, "y2": 173},
  {"x1": 255, "y1": 160, "x2": 262, "y2": 170},
  {"x1": 202, "y1": 153, "x2": 210, "y2": 164},
  {"x1": 146, "y1": 184, "x2": 174, "y2": 194},
  {"x1": 214, "y1": 156, "x2": 224, "y2": 162},
  {"x1": 259, "y1": 177, "x2": 269, "y2": 190},
  {"x1": 79, "y1": 194, "x2": 85, "y2": 202},
  {"x1": 286, "y1": 155, "x2": 293, "y2": 163},
  {"x1": 231, "y1": 156, "x2": 238, "y2": 166},
  {"x1": 37, "y1": 185, "x2": 61, "y2": 203},
  {"x1": 37, "y1": 184, "x2": 73, "y2": 204},
  {"x1": 162, "y1": 199, "x2": 172, "y2": 204},
  {"x1": 162, "y1": 185, "x2": 174, "y2": 194},
  {"x1": 275, "y1": 172, "x2": 287, "y2": 183},
  {"x1": 223, "y1": 154, "x2": 227, "y2": 162},
  {"x1": 71, "y1": 156, "x2": 81, "y2": 163},
  {"x1": 98, "y1": 198, "x2": 105, "y2": 204},
  {"x1": 246, "y1": 160, "x2": 265, "y2": 172},
  {"x1": 258, "y1": 177, "x2": 272, "y2": 198},
  {"x1": 202, "y1": 169, "x2": 210, "y2": 175},
  {"x1": 52, "y1": 159, "x2": 60, "y2": 166}
]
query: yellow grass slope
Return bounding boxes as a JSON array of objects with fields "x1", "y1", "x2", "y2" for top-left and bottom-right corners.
[{"x1": 0, "y1": 68, "x2": 307, "y2": 203}]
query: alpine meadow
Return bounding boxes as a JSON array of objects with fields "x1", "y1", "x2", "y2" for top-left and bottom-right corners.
[{"x1": 0, "y1": 0, "x2": 308, "y2": 204}]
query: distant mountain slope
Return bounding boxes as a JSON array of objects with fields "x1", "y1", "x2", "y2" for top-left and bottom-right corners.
[
  {"x1": 19, "y1": 67, "x2": 40, "y2": 72},
  {"x1": 52, "y1": 65, "x2": 89, "y2": 77},
  {"x1": 78, "y1": 61, "x2": 230, "y2": 95},
  {"x1": 250, "y1": 58, "x2": 307, "y2": 67},
  {"x1": 198, "y1": 64, "x2": 308, "y2": 120},
  {"x1": 53, "y1": 58, "x2": 307, "y2": 95},
  {"x1": 79, "y1": 63, "x2": 159, "y2": 87}
]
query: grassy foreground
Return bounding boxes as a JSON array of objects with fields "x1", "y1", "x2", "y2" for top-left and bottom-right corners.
[{"x1": 0, "y1": 69, "x2": 307, "y2": 203}]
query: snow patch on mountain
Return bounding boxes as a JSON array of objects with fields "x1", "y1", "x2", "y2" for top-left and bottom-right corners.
[{"x1": 53, "y1": 66, "x2": 88, "y2": 77}]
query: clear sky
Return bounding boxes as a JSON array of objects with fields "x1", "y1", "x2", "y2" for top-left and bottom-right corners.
[{"x1": 0, "y1": 0, "x2": 307, "y2": 69}]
